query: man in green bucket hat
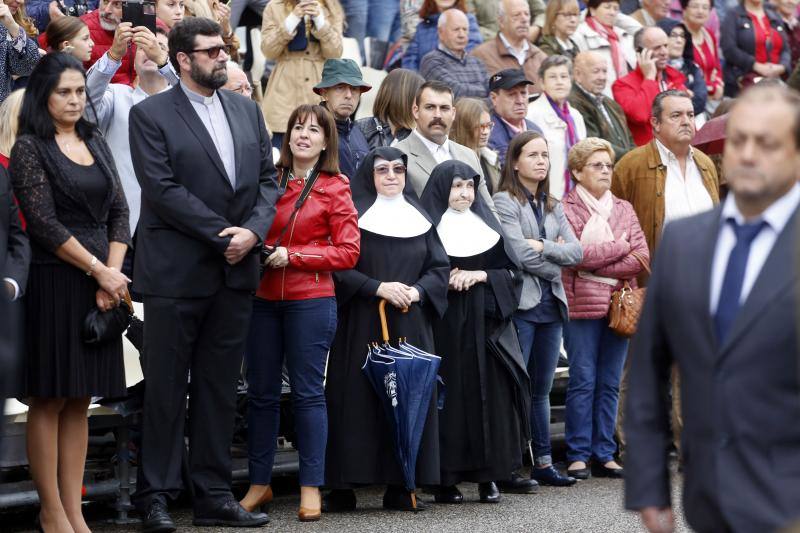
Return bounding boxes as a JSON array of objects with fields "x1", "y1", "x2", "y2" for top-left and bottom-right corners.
[{"x1": 314, "y1": 58, "x2": 372, "y2": 179}]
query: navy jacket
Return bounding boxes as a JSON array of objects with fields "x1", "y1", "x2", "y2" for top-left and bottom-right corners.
[
  {"x1": 488, "y1": 112, "x2": 543, "y2": 167},
  {"x1": 27, "y1": 0, "x2": 99, "y2": 32},
  {"x1": 721, "y1": 4, "x2": 791, "y2": 96},
  {"x1": 401, "y1": 12, "x2": 482, "y2": 71},
  {"x1": 336, "y1": 118, "x2": 370, "y2": 181}
]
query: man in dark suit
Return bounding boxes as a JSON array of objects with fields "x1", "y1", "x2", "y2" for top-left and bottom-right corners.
[
  {"x1": 625, "y1": 83, "x2": 800, "y2": 533},
  {"x1": 0, "y1": 165, "x2": 30, "y2": 446},
  {"x1": 128, "y1": 17, "x2": 278, "y2": 531}
]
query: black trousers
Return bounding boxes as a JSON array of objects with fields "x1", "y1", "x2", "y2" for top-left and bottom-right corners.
[{"x1": 133, "y1": 287, "x2": 252, "y2": 512}]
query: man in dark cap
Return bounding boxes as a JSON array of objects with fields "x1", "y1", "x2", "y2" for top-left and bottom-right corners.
[
  {"x1": 488, "y1": 68, "x2": 543, "y2": 165},
  {"x1": 314, "y1": 58, "x2": 372, "y2": 180}
]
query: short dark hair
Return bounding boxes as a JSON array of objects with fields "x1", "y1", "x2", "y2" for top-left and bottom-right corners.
[
  {"x1": 733, "y1": 83, "x2": 800, "y2": 149},
  {"x1": 586, "y1": 0, "x2": 619, "y2": 10},
  {"x1": 651, "y1": 89, "x2": 693, "y2": 121},
  {"x1": 414, "y1": 80, "x2": 453, "y2": 106},
  {"x1": 168, "y1": 17, "x2": 222, "y2": 71},
  {"x1": 633, "y1": 27, "x2": 647, "y2": 50},
  {"x1": 678, "y1": 0, "x2": 713, "y2": 10},
  {"x1": 18, "y1": 53, "x2": 96, "y2": 140},
  {"x1": 277, "y1": 105, "x2": 340, "y2": 175},
  {"x1": 538, "y1": 54, "x2": 573, "y2": 80}
]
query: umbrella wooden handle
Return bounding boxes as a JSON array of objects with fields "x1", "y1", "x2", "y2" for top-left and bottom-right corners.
[{"x1": 378, "y1": 299, "x2": 408, "y2": 343}]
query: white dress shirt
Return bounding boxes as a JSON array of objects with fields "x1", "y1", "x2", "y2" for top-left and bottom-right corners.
[
  {"x1": 657, "y1": 140, "x2": 714, "y2": 227},
  {"x1": 413, "y1": 129, "x2": 452, "y2": 165},
  {"x1": 709, "y1": 183, "x2": 800, "y2": 313},
  {"x1": 499, "y1": 32, "x2": 529, "y2": 66}
]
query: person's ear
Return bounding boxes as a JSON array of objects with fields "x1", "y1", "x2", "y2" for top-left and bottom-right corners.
[
  {"x1": 176, "y1": 51, "x2": 192, "y2": 73},
  {"x1": 650, "y1": 116, "x2": 659, "y2": 134}
]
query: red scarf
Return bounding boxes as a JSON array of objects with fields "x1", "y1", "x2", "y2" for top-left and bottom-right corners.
[{"x1": 586, "y1": 16, "x2": 628, "y2": 78}]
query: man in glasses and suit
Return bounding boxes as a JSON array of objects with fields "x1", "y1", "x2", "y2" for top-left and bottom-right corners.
[
  {"x1": 129, "y1": 17, "x2": 278, "y2": 532},
  {"x1": 625, "y1": 83, "x2": 800, "y2": 533}
]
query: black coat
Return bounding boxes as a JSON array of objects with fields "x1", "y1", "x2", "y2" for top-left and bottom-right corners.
[
  {"x1": 128, "y1": 87, "x2": 279, "y2": 298},
  {"x1": 0, "y1": 164, "x2": 30, "y2": 293},
  {"x1": 625, "y1": 204, "x2": 800, "y2": 532},
  {"x1": 336, "y1": 117, "x2": 371, "y2": 180}
]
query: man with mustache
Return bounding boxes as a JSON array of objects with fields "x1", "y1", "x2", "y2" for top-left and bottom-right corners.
[
  {"x1": 612, "y1": 27, "x2": 688, "y2": 146},
  {"x1": 395, "y1": 80, "x2": 496, "y2": 214},
  {"x1": 612, "y1": 90, "x2": 718, "y2": 463},
  {"x1": 487, "y1": 68, "x2": 542, "y2": 165},
  {"x1": 625, "y1": 82, "x2": 800, "y2": 533},
  {"x1": 129, "y1": 17, "x2": 277, "y2": 531},
  {"x1": 314, "y1": 58, "x2": 372, "y2": 180}
]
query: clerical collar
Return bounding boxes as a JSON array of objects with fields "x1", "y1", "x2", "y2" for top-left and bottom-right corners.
[
  {"x1": 358, "y1": 193, "x2": 432, "y2": 238},
  {"x1": 181, "y1": 82, "x2": 217, "y2": 105},
  {"x1": 436, "y1": 207, "x2": 500, "y2": 257}
]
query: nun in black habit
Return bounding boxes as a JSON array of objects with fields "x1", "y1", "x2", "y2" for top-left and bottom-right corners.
[
  {"x1": 419, "y1": 160, "x2": 527, "y2": 505},
  {"x1": 324, "y1": 147, "x2": 450, "y2": 512}
]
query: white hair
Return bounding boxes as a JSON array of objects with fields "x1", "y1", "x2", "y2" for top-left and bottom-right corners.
[
  {"x1": 497, "y1": 0, "x2": 505, "y2": 20},
  {"x1": 437, "y1": 8, "x2": 467, "y2": 29}
]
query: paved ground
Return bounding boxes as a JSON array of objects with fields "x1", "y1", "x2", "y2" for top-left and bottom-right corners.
[{"x1": 6, "y1": 467, "x2": 689, "y2": 533}]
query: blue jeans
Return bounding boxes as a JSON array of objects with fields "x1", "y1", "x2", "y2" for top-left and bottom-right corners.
[
  {"x1": 513, "y1": 317, "x2": 563, "y2": 466},
  {"x1": 245, "y1": 297, "x2": 337, "y2": 486},
  {"x1": 340, "y1": 0, "x2": 400, "y2": 63},
  {"x1": 563, "y1": 318, "x2": 628, "y2": 464}
]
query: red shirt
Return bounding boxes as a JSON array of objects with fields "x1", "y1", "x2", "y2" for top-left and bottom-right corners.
[
  {"x1": 749, "y1": 12, "x2": 783, "y2": 64},
  {"x1": 693, "y1": 30, "x2": 723, "y2": 95}
]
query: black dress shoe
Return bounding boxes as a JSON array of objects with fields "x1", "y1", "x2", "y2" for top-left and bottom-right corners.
[
  {"x1": 566, "y1": 465, "x2": 591, "y2": 480},
  {"x1": 478, "y1": 482, "x2": 501, "y2": 503},
  {"x1": 193, "y1": 498, "x2": 269, "y2": 527},
  {"x1": 382, "y1": 486, "x2": 426, "y2": 512},
  {"x1": 591, "y1": 463, "x2": 624, "y2": 479},
  {"x1": 142, "y1": 501, "x2": 176, "y2": 533},
  {"x1": 496, "y1": 472, "x2": 539, "y2": 494},
  {"x1": 322, "y1": 489, "x2": 357, "y2": 513},
  {"x1": 434, "y1": 485, "x2": 464, "y2": 504},
  {"x1": 531, "y1": 465, "x2": 577, "y2": 487}
]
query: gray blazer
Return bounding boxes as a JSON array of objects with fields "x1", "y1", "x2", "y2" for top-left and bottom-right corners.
[
  {"x1": 493, "y1": 191, "x2": 582, "y2": 315},
  {"x1": 625, "y1": 205, "x2": 800, "y2": 532},
  {"x1": 394, "y1": 132, "x2": 496, "y2": 214}
]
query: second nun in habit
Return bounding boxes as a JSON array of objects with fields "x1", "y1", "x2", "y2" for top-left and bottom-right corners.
[
  {"x1": 420, "y1": 160, "x2": 527, "y2": 505},
  {"x1": 324, "y1": 147, "x2": 450, "y2": 511}
]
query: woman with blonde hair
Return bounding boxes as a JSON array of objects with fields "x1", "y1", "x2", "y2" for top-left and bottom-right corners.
[
  {"x1": 538, "y1": 0, "x2": 581, "y2": 58},
  {"x1": 356, "y1": 68, "x2": 423, "y2": 149},
  {"x1": 261, "y1": 0, "x2": 344, "y2": 148},
  {"x1": 0, "y1": 88, "x2": 23, "y2": 165},
  {"x1": 561, "y1": 137, "x2": 648, "y2": 480},
  {"x1": 6, "y1": 0, "x2": 38, "y2": 37},
  {"x1": 451, "y1": 97, "x2": 501, "y2": 195}
]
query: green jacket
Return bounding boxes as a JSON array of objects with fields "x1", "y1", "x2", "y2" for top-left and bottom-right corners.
[
  {"x1": 536, "y1": 35, "x2": 579, "y2": 60},
  {"x1": 468, "y1": 0, "x2": 546, "y2": 42},
  {"x1": 568, "y1": 84, "x2": 635, "y2": 160}
]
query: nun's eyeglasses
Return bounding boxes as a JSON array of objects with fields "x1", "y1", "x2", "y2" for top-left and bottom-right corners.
[{"x1": 374, "y1": 164, "x2": 407, "y2": 176}]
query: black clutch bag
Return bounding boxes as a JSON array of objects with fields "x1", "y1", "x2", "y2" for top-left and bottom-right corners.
[{"x1": 83, "y1": 292, "x2": 134, "y2": 345}]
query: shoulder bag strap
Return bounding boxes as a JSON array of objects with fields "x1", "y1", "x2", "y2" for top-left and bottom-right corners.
[
  {"x1": 270, "y1": 164, "x2": 321, "y2": 249},
  {"x1": 629, "y1": 250, "x2": 651, "y2": 275}
]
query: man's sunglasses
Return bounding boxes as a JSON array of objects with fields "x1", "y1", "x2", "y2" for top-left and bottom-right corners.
[{"x1": 190, "y1": 45, "x2": 227, "y2": 59}]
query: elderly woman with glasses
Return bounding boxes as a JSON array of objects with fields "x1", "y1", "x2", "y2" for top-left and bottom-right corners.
[
  {"x1": 681, "y1": 0, "x2": 725, "y2": 105},
  {"x1": 538, "y1": 0, "x2": 581, "y2": 59},
  {"x1": 560, "y1": 137, "x2": 648, "y2": 481}
]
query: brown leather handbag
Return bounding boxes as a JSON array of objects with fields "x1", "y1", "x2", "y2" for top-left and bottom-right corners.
[{"x1": 607, "y1": 252, "x2": 651, "y2": 338}]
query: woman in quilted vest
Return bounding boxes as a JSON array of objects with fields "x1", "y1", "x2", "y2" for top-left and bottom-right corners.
[{"x1": 561, "y1": 137, "x2": 648, "y2": 481}]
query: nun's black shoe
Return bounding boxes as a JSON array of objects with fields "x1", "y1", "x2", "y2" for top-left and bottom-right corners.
[
  {"x1": 434, "y1": 485, "x2": 464, "y2": 504},
  {"x1": 321, "y1": 489, "x2": 356, "y2": 513},
  {"x1": 478, "y1": 482, "x2": 501, "y2": 503},
  {"x1": 496, "y1": 472, "x2": 539, "y2": 494}
]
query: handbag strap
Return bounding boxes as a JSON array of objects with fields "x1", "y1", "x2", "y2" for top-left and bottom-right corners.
[
  {"x1": 630, "y1": 251, "x2": 651, "y2": 275},
  {"x1": 271, "y1": 164, "x2": 321, "y2": 248}
]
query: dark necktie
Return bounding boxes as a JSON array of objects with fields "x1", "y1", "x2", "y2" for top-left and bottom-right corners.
[{"x1": 714, "y1": 218, "x2": 769, "y2": 343}]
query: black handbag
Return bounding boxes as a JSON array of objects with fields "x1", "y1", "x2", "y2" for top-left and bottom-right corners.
[{"x1": 82, "y1": 291, "x2": 134, "y2": 345}]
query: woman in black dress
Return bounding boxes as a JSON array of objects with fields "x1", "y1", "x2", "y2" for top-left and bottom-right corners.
[
  {"x1": 324, "y1": 146, "x2": 449, "y2": 512},
  {"x1": 419, "y1": 160, "x2": 526, "y2": 505},
  {"x1": 10, "y1": 53, "x2": 131, "y2": 533}
]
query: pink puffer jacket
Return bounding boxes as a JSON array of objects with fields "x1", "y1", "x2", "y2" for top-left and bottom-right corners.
[{"x1": 561, "y1": 188, "x2": 650, "y2": 319}]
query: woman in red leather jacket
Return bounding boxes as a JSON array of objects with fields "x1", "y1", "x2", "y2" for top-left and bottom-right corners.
[{"x1": 239, "y1": 104, "x2": 360, "y2": 522}]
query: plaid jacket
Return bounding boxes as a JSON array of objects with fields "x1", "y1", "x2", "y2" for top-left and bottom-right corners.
[{"x1": 419, "y1": 46, "x2": 489, "y2": 100}]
